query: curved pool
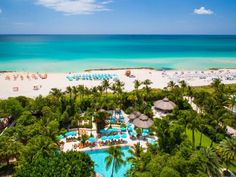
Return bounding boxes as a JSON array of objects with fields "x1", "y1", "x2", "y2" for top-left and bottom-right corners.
[{"x1": 85, "y1": 146, "x2": 131, "y2": 177}]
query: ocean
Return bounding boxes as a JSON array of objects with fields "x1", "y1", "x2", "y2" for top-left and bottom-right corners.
[{"x1": 0, "y1": 35, "x2": 236, "y2": 72}]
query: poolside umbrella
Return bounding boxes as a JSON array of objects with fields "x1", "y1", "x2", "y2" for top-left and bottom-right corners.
[
  {"x1": 121, "y1": 134, "x2": 127, "y2": 139},
  {"x1": 143, "y1": 129, "x2": 149, "y2": 133},
  {"x1": 130, "y1": 132, "x2": 137, "y2": 136},
  {"x1": 142, "y1": 132, "x2": 148, "y2": 137},
  {"x1": 120, "y1": 127, "x2": 126, "y2": 131},
  {"x1": 100, "y1": 129, "x2": 105, "y2": 134},
  {"x1": 101, "y1": 136, "x2": 108, "y2": 141},
  {"x1": 114, "y1": 134, "x2": 121, "y2": 139},
  {"x1": 88, "y1": 137, "x2": 95, "y2": 143},
  {"x1": 112, "y1": 128, "x2": 118, "y2": 132},
  {"x1": 153, "y1": 97, "x2": 176, "y2": 112},
  {"x1": 108, "y1": 135, "x2": 114, "y2": 140},
  {"x1": 133, "y1": 114, "x2": 154, "y2": 129},
  {"x1": 128, "y1": 127, "x2": 133, "y2": 131},
  {"x1": 127, "y1": 123, "x2": 132, "y2": 127},
  {"x1": 149, "y1": 139, "x2": 155, "y2": 145},
  {"x1": 107, "y1": 128, "x2": 113, "y2": 134},
  {"x1": 65, "y1": 131, "x2": 76, "y2": 137}
]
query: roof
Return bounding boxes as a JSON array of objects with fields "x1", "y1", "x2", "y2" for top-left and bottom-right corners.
[
  {"x1": 128, "y1": 111, "x2": 141, "y2": 120},
  {"x1": 154, "y1": 97, "x2": 176, "y2": 111},
  {"x1": 132, "y1": 114, "x2": 154, "y2": 128}
]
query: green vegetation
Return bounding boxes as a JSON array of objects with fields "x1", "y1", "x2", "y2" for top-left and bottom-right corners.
[{"x1": 0, "y1": 78, "x2": 235, "y2": 176}]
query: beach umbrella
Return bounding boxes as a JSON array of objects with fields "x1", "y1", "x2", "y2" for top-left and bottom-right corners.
[
  {"x1": 100, "y1": 129, "x2": 105, "y2": 133},
  {"x1": 88, "y1": 137, "x2": 95, "y2": 143},
  {"x1": 101, "y1": 136, "x2": 108, "y2": 141},
  {"x1": 143, "y1": 129, "x2": 149, "y2": 133},
  {"x1": 107, "y1": 128, "x2": 113, "y2": 133},
  {"x1": 153, "y1": 97, "x2": 176, "y2": 112},
  {"x1": 128, "y1": 127, "x2": 133, "y2": 131},
  {"x1": 127, "y1": 123, "x2": 132, "y2": 127},
  {"x1": 114, "y1": 134, "x2": 121, "y2": 139},
  {"x1": 133, "y1": 114, "x2": 154, "y2": 129},
  {"x1": 130, "y1": 132, "x2": 137, "y2": 136},
  {"x1": 121, "y1": 134, "x2": 127, "y2": 139},
  {"x1": 108, "y1": 135, "x2": 114, "y2": 140},
  {"x1": 120, "y1": 127, "x2": 126, "y2": 131},
  {"x1": 149, "y1": 139, "x2": 155, "y2": 145},
  {"x1": 112, "y1": 128, "x2": 118, "y2": 132},
  {"x1": 65, "y1": 131, "x2": 76, "y2": 137},
  {"x1": 142, "y1": 132, "x2": 148, "y2": 137}
]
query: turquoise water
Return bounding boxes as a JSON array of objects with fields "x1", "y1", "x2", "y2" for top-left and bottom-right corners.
[
  {"x1": 86, "y1": 146, "x2": 131, "y2": 177},
  {"x1": 0, "y1": 35, "x2": 236, "y2": 72}
]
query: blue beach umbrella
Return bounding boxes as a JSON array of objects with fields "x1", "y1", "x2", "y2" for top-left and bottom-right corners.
[
  {"x1": 114, "y1": 134, "x2": 120, "y2": 139},
  {"x1": 149, "y1": 139, "x2": 155, "y2": 145},
  {"x1": 107, "y1": 128, "x2": 113, "y2": 133},
  {"x1": 128, "y1": 127, "x2": 133, "y2": 131},
  {"x1": 142, "y1": 132, "x2": 148, "y2": 137},
  {"x1": 88, "y1": 137, "x2": 95, "y2": 142},
  {"x1": 100, "y1": 129, "x2": 105, "y2": 133},
  {"x1": 121, "y1": 134, "x2": 127, "y2": 139},
  {"x1": 143, "y1": 129, "x2": 149, "y2": 133},
  {"x1": 112, "y1": 128, "x2": 118, "y2": 132},
  {"x1": 130, "y1": 132, "x2": 137, "y2": 136},
  {"x1": 101, "y1": 136, "x2": 108, "y2": 141},
  {"x1": 120, "y1": 127, "x2": 126, "y2": 131},
  {"x1": 108, "y1": 135, "x2": 114, "y2": 140},
  {"x1": 65, "y1": 131, "x2": 76, "y2": 137}
]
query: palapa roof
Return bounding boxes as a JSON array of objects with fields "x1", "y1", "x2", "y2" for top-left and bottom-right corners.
[
  {"x1": 132, "y1": 114, "x2": 154, "y2": 128},
  {"x1": 154, "y1": 97, "x2": 176, "y2": 111},
  {"x1": 128, "y1": 111, "x2": 141, "y2": 120}
]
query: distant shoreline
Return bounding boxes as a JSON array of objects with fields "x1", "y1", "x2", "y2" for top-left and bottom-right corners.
[{"x1": 1, "y1": 67, "x2": 236, "y2": 73}]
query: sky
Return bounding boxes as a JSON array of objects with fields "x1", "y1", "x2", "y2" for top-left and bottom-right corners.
[{"x1": 0, "y1": 0, "x2": 236, "y2": 34}]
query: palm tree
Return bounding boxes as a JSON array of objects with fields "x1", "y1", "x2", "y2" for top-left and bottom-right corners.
[
  {"x1": 127, "y1": 143, "x2": 143, "y2": 164},
  {"x1": 227, "y1": 95, "x2": 236, "y2": 112},
  {"x1": 179, "y1": 80, "x2": 187, "y2": 94},
  {"x1": 143, "y1": 79, "x2": 152, "y2": 93},
  {"x1": 102, "y1": 79, "x2": 110, "y2": 94},
  {"x1": 217, "y1": 137, "x2": 236, "y2": 170},
  {"x1": 50, "y1": 88, "x2": 63, "y2": 97},
  {"x1": 200, "y1": 147, "x2": 221, "y2": 177},
  {"x1": 134, "y1": 80, "x2": 142, "y2": 90},
  {"x1": 186, "y1": 110, "x2": 198, "y2": 149},
  {"x1": 167, "y1": 81, "x2": 176, "y2": 90},
  {"x1": 105, "y1": 146, "x2": 125, "y2": 177}
]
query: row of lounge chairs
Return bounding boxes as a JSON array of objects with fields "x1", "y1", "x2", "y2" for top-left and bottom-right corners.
[{"x1": 66, "y1": 73, "x2": 118, "y2": 81}]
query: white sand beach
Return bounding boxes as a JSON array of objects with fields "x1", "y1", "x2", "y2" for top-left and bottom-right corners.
[{"x1": 0, "y1": 68, "x2": 236, "y2": 99}]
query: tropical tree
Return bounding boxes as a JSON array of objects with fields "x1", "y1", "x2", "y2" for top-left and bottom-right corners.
[
  {"x1": 200, "y1": 147, "x2": 221, "y2": 177},
  {"x1": 127, "y1": 142, "x2": 143, "y2": 164},
  {"x1": 14, "y1": 151, "x2": 94, "y2": 177},
  {"x1": 102, "y1": 79, "x2": 110, "y2": 94},
  {"x1": 167, "y1": 81, "x2": 176, "y2": 90},
  {"x1": 143, "y1": 79, "x2": 152, "y2": 93},
  {"x1": 134, "y1": 80, "x2": 142, "y2": 90},
  {"x1": 105, "y1": 146, "x2": 125, "y2": 177},
  {"x1": 217, "y1": 137, "x2": 236, "y2": 170},
  {"x1": 49, "y1": 88, "x2": 63, "y2": 97},
  {"x1": 179, "y1": 80, "x2": 187, "y2": 94}
]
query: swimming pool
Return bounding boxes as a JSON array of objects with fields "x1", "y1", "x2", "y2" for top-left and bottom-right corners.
[{"x1": 86, "y1": 146, "x2": 131, "y2": 177}]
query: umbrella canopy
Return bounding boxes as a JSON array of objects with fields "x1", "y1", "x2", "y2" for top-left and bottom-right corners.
[
  {"x1": 130, "y1": 132, "x2": 137, "y2": 136},
  {"x1": 65, "y1": 131, "x2": 76, "y2": 137},
  {"x1": 149, "y1": 139, "x2": 155, "y2": 145},
  {"x1": 112, "y1": 128, "x2": 118, "y2": 132},
  {"x1": 108, "y1": 135, "x2": 114, "y2": 140},
  {"x1": 120, "y1": 127, "x2": 126, "y2": 131},
  {"x1": 153, "y1": 97, "x2": 176, "y2": 111},
  {"x1": 133, "y1": 114, "x2": 154, "y2": 129},
  {"x1": 106, "y1": 128, "x2": 113, "y2": 133},
  {"x1": 128, "y1": 111, "x2": 141, "y2": 120},
  {"x1": 57, "y1": 135, "x2": 64, "y2": 139},
  {"x1": 142, "y1": 132, "x2": 148, "y2": 137},
  {"x1": 128, "y1": 127, "x2": 133, "y2": 131},
  {"x1": 143, "y1": 129, "x2": 149, "y2": 133},
  {"x1": 114, "y1": 134, "x2": 121, "y2": 139},
  {"x1": 121, "y1": 134, "x2": 127, "y2": 139},
  {"x1": 88, "y1": 137, "x2": 95, "y2": 142},
  {"x1": 100, "y1": 129, "x2": 105, "y2": 133},
  {"x1": 101, "y1": 136, "x2": 108, "y2": 141}
]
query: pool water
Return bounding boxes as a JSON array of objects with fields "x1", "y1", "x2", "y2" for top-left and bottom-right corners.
[{"x1": 86, "y1": 146, "x2": 131, "y2": 177}]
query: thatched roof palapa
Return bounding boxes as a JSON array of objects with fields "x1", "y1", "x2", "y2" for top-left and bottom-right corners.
[
  {"x1": 154, "y1": 97, "x2": 176, "y2": 111},
  {"x1": 132, "y1": 114, "x2": 154, "y2": 129},
  {"x1": 128, "y1": 111, "x2": 141, "y2": 120}
]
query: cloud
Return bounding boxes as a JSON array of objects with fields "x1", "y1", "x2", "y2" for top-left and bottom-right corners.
[
  {"x1": 194, "y1": 7, "x2": 213, "y2": 15},
  {"x1": 36, "y1": 0, "x2": 112, "y2": 15}
]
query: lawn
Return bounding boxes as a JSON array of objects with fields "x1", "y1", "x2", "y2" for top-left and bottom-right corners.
[
  {"x1": 186, "y1": 128, "x2": 215, "y2": 147},
  {"x1": 192, "y1": 84, "x2": 236, "y2": 94}
]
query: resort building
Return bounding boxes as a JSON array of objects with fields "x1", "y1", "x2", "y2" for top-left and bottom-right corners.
[{"x1": 153, "y1": 97, "x2": 176, "y2": 118}]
